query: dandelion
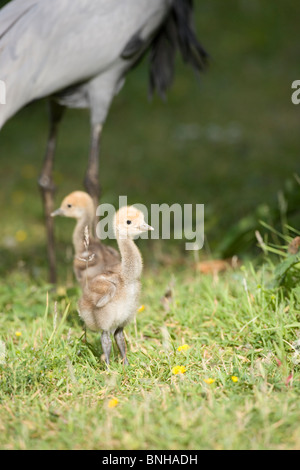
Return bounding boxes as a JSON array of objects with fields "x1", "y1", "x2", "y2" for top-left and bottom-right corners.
[
  {"x1": 15, "y1": 331, "x2": 22, "y2": 337},
  {"x1": 231, "y1": 375, "x2": 239, "y2": 383},
  {"x1": 177, "y1": 344, "x2": 190, "y2": 352},
  {"x1": 172, "y1": 365, "x2": 187, "y2": 375},
  {"x1": 15, "y1": 230, "x2": 27, "y2": 243},
  {"x1": 108, "y1": 398, "x2": 119, "y2": 408},
  {"x1": 204, "y1": 378, "x2": 215, "y2": 385},
  {"x1": 137, "y1": 305, "x2": 145, "y2": 313},
  {"x1": 56, "y1": 286, "x2": 67, "y2": 297}
]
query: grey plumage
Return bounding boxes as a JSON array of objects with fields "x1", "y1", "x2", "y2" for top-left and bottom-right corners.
[
  {"x1": 0, "y1": 0, "x2": 207, "y2": 282},
  {"x1": 0, "y1": 0, "x2": 169, "y2": 126},
  {"x1": 0, "y1": 0, "x2": 207, "y2": 125}
]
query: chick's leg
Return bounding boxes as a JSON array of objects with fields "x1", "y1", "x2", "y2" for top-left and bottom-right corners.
[
  {"x1": 101, "y1": 330, "x2": 112, "y2": 366},
  {"x1": 114, "y1": 328, "x2": 129, "y2": 365}
]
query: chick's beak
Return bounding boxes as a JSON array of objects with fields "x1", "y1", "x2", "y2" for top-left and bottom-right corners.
[
  {"x1": 139, "y1": 222, "x2": 154, "y2": 232},
  {"x1": 51, "y1": 208, "x2": 63, "y2": 217}
]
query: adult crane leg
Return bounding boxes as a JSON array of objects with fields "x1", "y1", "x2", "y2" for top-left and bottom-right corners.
[
  {"x1": 84, "y1": 123, "x2": 103, "y2": 211},
  {"x1": 38, "y1": 100, "x2": 65, "y2": 284},
  {"x1": 83, "y1": 69, "x2": 121, "y2": 212}
]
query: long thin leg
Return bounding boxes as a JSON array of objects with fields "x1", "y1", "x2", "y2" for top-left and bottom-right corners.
[
  {"x1": 84, "y1": 123, "x2": 103, "y2": 212},
  {"x1": 114, "y1": 327, "x2": 129, "y2": 365},
  {"x1": 101, "y1": 330, "x2": 112, "y2": 366},
  {"x1": 38, "y1": 100, "x2": 65, "y2": 284}
]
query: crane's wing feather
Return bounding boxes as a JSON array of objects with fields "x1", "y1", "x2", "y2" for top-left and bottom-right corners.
[
  {"x1": 121, "y1": 32, "x2": 145, "y2": 60},
  {"x1": 0, "y1": 0, "x2": 38, "y2": 39}
]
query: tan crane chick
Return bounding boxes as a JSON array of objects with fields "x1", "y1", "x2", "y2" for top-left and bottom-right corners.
[
  {"x1": 51, "y1": 191, "x2": 120, "y2": 288},
  {"x1": 78, "y1": 205, "x2": 153, "y2": 365}
]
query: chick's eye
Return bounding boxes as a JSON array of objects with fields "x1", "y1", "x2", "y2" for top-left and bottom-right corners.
[
  {"x1": 67, "y1": 204, "x2": 72, "y2": 208},
  {"x1": 126, "y1": 220, "x2": 132, "y2": 225}
]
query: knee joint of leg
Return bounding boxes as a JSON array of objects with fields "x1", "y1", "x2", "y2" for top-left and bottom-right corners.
[{"x1": 38, "y1": 174, "x2": 55, "y2": 191}]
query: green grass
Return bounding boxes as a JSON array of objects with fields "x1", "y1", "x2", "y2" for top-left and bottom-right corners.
[
  {"x1": 1, "y1": 0, "x2": 300, "y2": 450},
  {"x1": 1, "y1": 261, "x2": 300, "y2": 450}
]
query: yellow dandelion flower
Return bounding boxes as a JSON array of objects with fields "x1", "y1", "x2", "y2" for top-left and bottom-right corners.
[
  {"x1": 204, "y1": 378, "x2": 215, "y2": 385},
  {"x1": 137, "y1": 305, "x2": 145, "y2": 313},
  {"x1": 177, "y1": 344, "x2": 190, "y2": 352},
  {"x1": 56, "y1": 286, "x2": 67, "y2": 297},
  {"x1": 15, "y1": 230, "x2": 27, "y2": 243},
  {"x1": 15, "y1": 331, "x2": 22, "y2": 337},
  {"x1": 172, "y1": 365, "x2": 187, "y2": 375},
  {"x1": 108, "y1": 398, "x2": 119, "y2": 408},
  {"x1": 231, "y1": 376, "x2": 239, "y2": 383}
]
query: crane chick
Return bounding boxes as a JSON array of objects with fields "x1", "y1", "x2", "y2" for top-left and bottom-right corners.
[
  {"x1": 78, "y1": 206, "x2": 153, "y2": 366},
  {"x1": 51, "y1": 191, "x2": 120, "y2": 288}
]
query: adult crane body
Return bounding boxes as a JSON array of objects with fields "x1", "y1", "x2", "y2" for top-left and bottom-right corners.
[
  {"x1": 0, "y1": 0, "x2": 207, "y2": 282},
  {"x1": 0, "y1": 0, "x2": 174, "y2": 127}
]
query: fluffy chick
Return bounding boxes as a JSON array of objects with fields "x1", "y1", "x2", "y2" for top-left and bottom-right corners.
[
  {"x1": 78, "y1": 205, "x2": 153, "y2": 365},
  {"x1": 52, "y1": 191, "x2": 120, "y2": 287}
]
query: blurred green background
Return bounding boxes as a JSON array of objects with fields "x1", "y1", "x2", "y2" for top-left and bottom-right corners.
[{"x1": 0, "y1": 0, "x2": 299, "y2": 281}]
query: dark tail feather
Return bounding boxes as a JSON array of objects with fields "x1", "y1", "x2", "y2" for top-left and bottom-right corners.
[
  {"x1": 149, "y1": 16, "x2": 177, "y2": 100},
  {"x1": 149, "y1": 0, "x2": 208, "y2": 99},
  {"x1": 173, "y1": 0, "x2": 208, "y2": 71}
]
